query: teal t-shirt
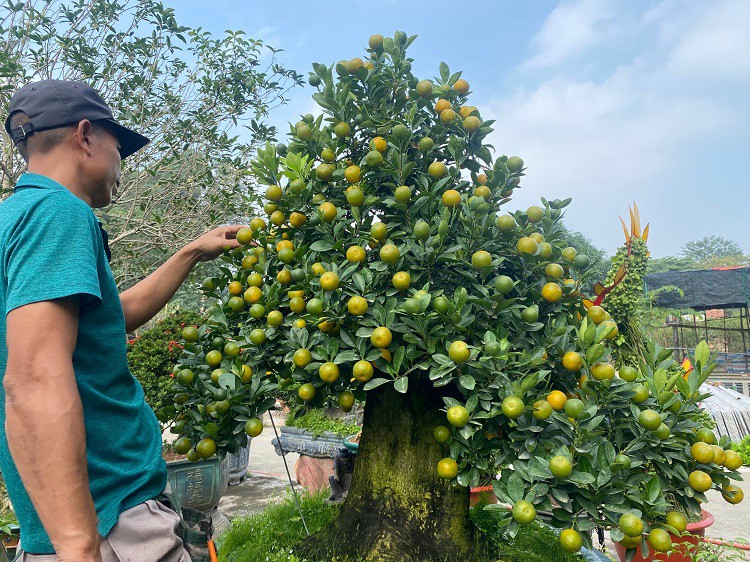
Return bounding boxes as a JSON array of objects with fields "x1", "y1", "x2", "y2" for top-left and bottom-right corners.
[{"x1": 0, "y1": 173, "x2": 167, "y2": 554}]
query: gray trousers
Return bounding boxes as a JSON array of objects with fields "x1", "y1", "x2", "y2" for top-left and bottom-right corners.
[{"x1": 16, "y1": 498, "x2": 191, "y2": 561}]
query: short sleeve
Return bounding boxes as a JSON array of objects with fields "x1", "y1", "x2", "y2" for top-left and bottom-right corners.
[{"x1": 5, "y1": 193, "x2": 103, "y2": 315}]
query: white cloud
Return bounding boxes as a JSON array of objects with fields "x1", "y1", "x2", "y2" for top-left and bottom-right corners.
[
  {"x1": 477, "y1": 0, "x2": 750, "y2": 254},
  {"x1": 523, "y1": 0, "x2": 616, "y2": 69},
  {"x1": 667, "y1": 0, "x2": 750, "y2": 79}
]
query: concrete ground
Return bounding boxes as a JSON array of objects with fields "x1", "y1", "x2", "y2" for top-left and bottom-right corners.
[
  {"x1": 218, "y1": 411, "x2": 300, "y2": 519},
  {"x1": 219, "y1": 419, "x2": 750, "y2": 559}
]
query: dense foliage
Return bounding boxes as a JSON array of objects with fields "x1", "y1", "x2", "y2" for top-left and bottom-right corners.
[
  {"x1": 603, "y1": 236, "x2": 650, "y2": 367},
  {"x1": 166, "y1": 33, "x2": 744, "y2": 556},
  {"x1": 127, "y1": 310, "x2": 204, "y2": 413}
]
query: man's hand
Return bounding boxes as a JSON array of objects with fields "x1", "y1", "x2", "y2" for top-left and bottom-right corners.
[
  {"x1": 120, "y1": 224, "x2": 251, "y2": 332},
  {"x1": 184, "y1": 225, "x2": 251, "y2": 262}
]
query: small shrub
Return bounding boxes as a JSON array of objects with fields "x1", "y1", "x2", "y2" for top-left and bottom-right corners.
[
  {"x1": 127, "y1": 310, "x2": 204, "y2": 413},
  {"x1": 730, "y1": 435, "x2": 750, "y2": 466},
  {"x1": 285, "y1": 409, "x2": 360, "y2": 438}
]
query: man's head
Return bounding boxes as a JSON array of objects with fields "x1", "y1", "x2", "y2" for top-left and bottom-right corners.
[{"x1": 4, "y1": 80, "x2": 149, "y2": 207}]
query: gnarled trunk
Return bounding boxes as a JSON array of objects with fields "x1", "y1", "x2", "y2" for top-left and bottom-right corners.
[{"x1": 296, "y1": 379, "x2": 481, "y2": 561}]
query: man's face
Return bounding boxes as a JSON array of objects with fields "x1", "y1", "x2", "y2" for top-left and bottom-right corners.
[{"x1": 87, "y1": 124, "x2": 122, "y2": 208}]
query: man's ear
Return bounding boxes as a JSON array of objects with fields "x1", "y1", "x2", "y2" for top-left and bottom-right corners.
[{"x1": 74, "y1": 119, "x2": 94, "y2": 156}]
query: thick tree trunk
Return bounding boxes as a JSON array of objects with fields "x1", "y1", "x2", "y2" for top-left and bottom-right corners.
[{"x1": 295, "y1": 379, "x2": 481, "y2": 561}]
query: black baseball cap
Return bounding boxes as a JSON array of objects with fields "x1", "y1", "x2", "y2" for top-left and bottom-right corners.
[{"x1": 4, "y1": 79, "x2": 149, "y2": 159}]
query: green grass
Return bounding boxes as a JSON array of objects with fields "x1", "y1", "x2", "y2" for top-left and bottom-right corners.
[
  {"x1": 217, "y1": 491, "x2": 337, "y2": 562},
  {"x1": 218, "y1": 492, "x2": 588, "y2": 562}
]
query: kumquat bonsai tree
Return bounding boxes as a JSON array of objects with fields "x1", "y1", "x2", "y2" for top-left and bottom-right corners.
[{"x1": 163, "y1": 32, "x2": 744, "y2": 562}]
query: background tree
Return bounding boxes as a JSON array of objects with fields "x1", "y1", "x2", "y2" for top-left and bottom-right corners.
[
  {"x1": 0, "y1": 0, "x2": 302, "y2": 289},
  {"x1": 167, "y1": 34, "x2": 744, "y2": 561},
  {"x1": 647, "y1": 256, "x2": 695, "y2": 274},
  {"x1": 681, "y1": 235, "x2": 748, "y2": 269}
]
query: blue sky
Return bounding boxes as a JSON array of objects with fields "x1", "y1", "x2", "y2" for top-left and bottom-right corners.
[{"x1": 171, "y1": 0, "x2": 750, "y2": 258}]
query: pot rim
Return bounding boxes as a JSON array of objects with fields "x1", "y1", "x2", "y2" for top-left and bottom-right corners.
[{"x1": 686, "y1": 509, "x2": 714, "y2": 532}]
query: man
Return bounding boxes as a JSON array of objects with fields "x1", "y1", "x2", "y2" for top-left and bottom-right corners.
[{"x1": 1, "y1": 80, "x2": 246, "y2": 561}]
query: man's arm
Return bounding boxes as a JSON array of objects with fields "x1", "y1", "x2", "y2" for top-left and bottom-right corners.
[
  {"x1": 5, "y1": 299, "x2": 101, "y2": 562},
  {"x1": 120, "y1": 225, "x2": 246, "y2": 332}
]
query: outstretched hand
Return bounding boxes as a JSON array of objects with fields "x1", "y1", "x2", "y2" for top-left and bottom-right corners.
[{"x1": 187, "y1": 225, "x2": 252, "y2": 262}]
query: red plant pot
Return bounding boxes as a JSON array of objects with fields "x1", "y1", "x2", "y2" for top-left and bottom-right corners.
[
  {"x1": 614, "y1": 510, "x2": 714, "y2": 562},
  {"x1": 470, "y1": 485, "x2": 498, "y2": 507}
]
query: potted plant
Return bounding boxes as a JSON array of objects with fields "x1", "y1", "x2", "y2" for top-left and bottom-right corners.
[{"x1": 272, "y1": 409, "x2": 361, "y2": 490}]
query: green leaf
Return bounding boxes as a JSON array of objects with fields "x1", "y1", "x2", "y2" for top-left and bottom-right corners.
[
  {"x1": 459, "y1": 375, "x2": 476, "y2": 390},
  {"x1": 507, "y1": 473, "x2": 524, "y2": 503},
  {"x1": 439, "y1": 61, "x2": 450, "y2": 82},
  {"x1": 364, "y1": 378, "x2": 391, "y2": 391},
  {"x1": 694, "y1": 340, "x2": 710, "y2": 369},
  {"x1": 218, "y1": 372, "x2": 238, "y2": 391},
  {"x1": 310, "y1": 241, "x2": 333, "y2": 252},
  {"x1": 394, "y1": 377, "x2": 409, "y2": 393}
]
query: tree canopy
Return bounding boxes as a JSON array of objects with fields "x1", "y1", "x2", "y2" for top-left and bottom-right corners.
[{"x1": 0, "y1": 0, "x2": 303, "y2": 288}]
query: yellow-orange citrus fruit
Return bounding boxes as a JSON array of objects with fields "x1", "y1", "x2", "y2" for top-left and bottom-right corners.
[
  {"x1": 448, "y1": 340, "x2": 471, "y2": 363},
  {"x1": 319, "y1": 202, "x2": 337, "y2": 222},
  {"x1": 546, "y1": 390, "x2": 567, "y2": 411},
  {"x1": 244, "y1": 286, "x2": 262, "y2": 303},
  {"x1": 689, "y1": 470, "x2": 712, "y2": 492},
  {"x1": 370, "y1": 222, "x2": 388, "y2": 241},
  {"x1": 453, "y1": 78, "x2": 470, "y2": 94},
  {"x1": 392, "y1": 271, "x2": 411, "y2": 290},
  {"x1": 722, "y1": 485, "x2": 744, "y2": 504},
  {"x1": 265, "y1": 184, "x2": 282, "y2": 201},
  {"x1": 429, "y1": 161, "x2": 447, "y2": 179},
  {"x1": 549, "y1": 455, "x2": 572, "y2": 478},
  {"x1": 587, "y1": 306, "x2": 607, "y2": 324},
  {"x1": 437, "y1": 458, "x2": 458, "y2": 479},
  {"x1": 442, "y1": 189, "x2": 461, "y2": 208},
  {"x1": 345, "y1": 165, "x2": 361, "y2": 183},
  {"x1": 298, "y1": 383, "x2": 316, "y2": 401},
  {"x1": 371, "y1": 136, "x2": 388, "y2": 152},
  {"x1": 463, "y1": 115, "x2": 481, "y2": 132},
  {"x1": 495, "y1": 214, "x2": 516, "y2": 232},
  {"x1": 691, "y1": 442, "x2": 715, "y2": 464},
  {"x1": 440, "y1": 108, "x2": 456, "y2": 123},
  {"x1": 320, "y1": 271, "x2": 340, "y2": 291},
  {"x1": 371, "y1": 327, "x2": 392, "y2": 349},
  {"x1": 447, "y1": 405, "x2": 470, "y2": 427},
  {"x1": 353, "y1": 360, "x2": 374, "y2": 382},
  {"x1": 724, "y1": 450, "x2": 743, "y2": 470},
  {"x1": 666, "y1": 511, "x2": 687, "y2": 533},
  {"x1": 416, "y1": 80, "x2": 433, "y2": 97},
  {"x1": 563, "y1": 351, "x2": 583, "y2": 371},
  {"x1": 346, "y1": 245, "x2": 367, "y2": 263},
  {"x1": 319, "y1": 362, "x2": 340, "y2": 383},
  {"x1": 516, "y1": 237, "x2": 538, "y2": 256},
  {"x1": 347, "y1": 295, "x2": 368, "y2": 316},
  {"x1": 619, "y1": 513, "x2": 645, "y2": 537},
  {"x1": 591, "y1": 362, "x2": 615, "y2": 381},
  {"x1": 559, "y1": 529, "x2": 582, "y2": 553},
  {"x1": 435, "y1": 99, "x2": 451, "y2": 112},
  {"x1": 289, "y1": 212, "x2": 307, "y2": 228},
  {"x1": 380, "y1": 244, "x2": 400, "y2": 264},
  {"x1": 541, "y1": 283, "x2": 563, "y2": 302}
]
